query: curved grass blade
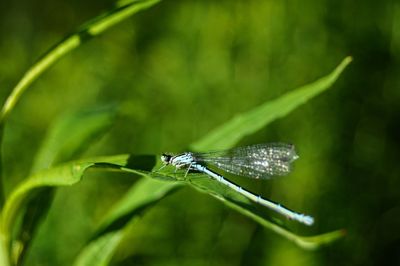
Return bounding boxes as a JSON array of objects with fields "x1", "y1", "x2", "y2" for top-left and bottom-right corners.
[
  {"x1": 0, "y1": 155, "x2": 165, "y2": 263},
  {"x1": 91, "y1": 177, "x2": 181, "y2": 239},
  {"x1": 73, "y1": 178, "x2": 180, "y2": 266},
  {"x1": 0, "y1": 0, "x2": 160, "y2": 126},
  {"x1": 1, "y1": 160, "x2": 97, "y2": 248},
  {"x1": 32, "y1": 105, "x2": 117, "y2": 172},
  {"x1": 71, "y1": 58, "x2": 354, "y2": 255},
  {"x1": 1, "y1": 57, "x2": 353, "y2": 263},
  {"x1": 224, "y1": 196, "x2": 346, "y2": 250},
  {"x1": 0, "y1": 2, "x2": 160, "y2": 262},
  {"x1": 0, "y1": 153, "x2": 341, "y2": 266},
  {"x1": 184, "y1": 174, "x2": 345, "y2": 249},
  {"x1": 13, "y1": 106, "x2": 117, "y2": 265},
  {"x1": 73, "y1": 231, "x2": 124, "y2": 266},
  {"x1": 191, "y1": 56, "x2": 353, "y2": 151},
  {"x1": 74, "y1": 164, "x2": 340, "y2": 265}
]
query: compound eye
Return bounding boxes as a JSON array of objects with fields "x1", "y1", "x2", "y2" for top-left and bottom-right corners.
[{"x1": 161, "y1": 154, "x2": 171, "y2": 164}]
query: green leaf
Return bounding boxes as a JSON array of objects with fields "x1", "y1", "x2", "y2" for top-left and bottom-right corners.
[
  {"x1": 73, "y1": 232, "x2": 124, "y2": 266},
  {"x1": 32, "y1": 105, "x2": 117, "y2": 172},
  {"x1": 167, "y1": 57, "x2": 352, "y2": 248},
  {"x1": 0, "y1": 0, "x2": 160, "y2": 126},
  {"x1": 1, "y1": 155, "x2": 147, "y2": 236},
  {"x1": 93, "y1": 178, "x2": 181, "y2": 238},
  {"x1": 0, "y1": 2, "x2": 161, "y2": 263},
  {"x1": 0, "y1": 57, "x2": 352, "y2": 266},
  {"x1": 12, "y1": 106, "x2": 117, "y2": 265},
  {"x1": 72, "y1": 57, "x2": 353, "y2": 260},
  {"x1": 0, "y1": 155, "x2": 155, "y2": 260},
  {"x1": 191, "y1": 56, "x2": 353, "y2": 151},
  {"x1": 185, "y1": 175, "x2": 345, "y2": 250},
  {"x1": 0, "y1": 155, "x2": 180, "y2": 262},
  {"x1": 1, "y1": 160, "x2": 98, "y2": 239},
  {"x1": 73, "y1": 178, "x2": 180, "y2": 266}
]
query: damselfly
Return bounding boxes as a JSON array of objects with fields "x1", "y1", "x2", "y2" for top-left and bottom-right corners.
[{"x1": 160, "y1": 143, "x2": 314, "y2": 226}]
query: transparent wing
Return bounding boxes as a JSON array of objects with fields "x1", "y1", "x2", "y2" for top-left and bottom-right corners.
[{"x1": 192, "y1": 143, "x2": 298, "y2": 179}]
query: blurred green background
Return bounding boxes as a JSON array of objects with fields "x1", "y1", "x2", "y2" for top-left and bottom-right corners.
[{"x1": 1, "y1": 0, "x2": 399, "y2": 265}]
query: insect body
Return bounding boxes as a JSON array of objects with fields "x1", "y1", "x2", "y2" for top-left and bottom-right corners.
[{"x1": 159, "y1": 143, "x2": 314, "y2": 226}]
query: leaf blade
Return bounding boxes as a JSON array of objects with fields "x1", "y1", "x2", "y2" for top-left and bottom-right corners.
[
  {"x1": 186, "y1": 175, "x2": 345, "y2": 249},
  {"x1": 0, "y1": 0, "x2": 160, "y2": 125},
  {"x1": 73, "y1": 231, "x2": 124, "y2": 266},
  {"x1": 73, "y1": 178, "x2": 181, "y2": 266},
  {"x1": 32, "y1": 105, "x2": 117, "y2": 172},
  {"x1": 13, "y1": 106, "x2": 118, "y2": 265},
  {"x1": 191, "y1": 57, "x2": 353, "y2": 151},
  {"x1": 0, "y1": 154, "x2": 175, "y2": 251},
  {"x1": 93, "y1": 178, "x2": 181, "y2": 239}
]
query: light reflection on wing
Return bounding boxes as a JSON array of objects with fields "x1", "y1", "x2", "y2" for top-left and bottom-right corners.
[{"x1": 192, "y1": 143, "x2": 298, "y2": 179}]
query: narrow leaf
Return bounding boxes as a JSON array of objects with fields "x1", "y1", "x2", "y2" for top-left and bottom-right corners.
[
  {"x1": 13, "y1": 106, "x2": 117, "y2": 265},
  {"x1": 32, "y1": 105, "x2": 117, "y2": 172},
  {"x1": 73, "y1": 178, "x2": 180, "y2": 266},
  {"x1": 0, "y1": 155, "x2": 174, "y2": 255},
  {"x1": 72, "y1": 58, "x2": 353, "y2": 257},
  {"x1": 0, "y1": 0, "x2": 160, "y2": 125},
  {"x1": 191, "y1": 56, "x2": 353, "y2": 151},
  {"x1": 186, "y1": 175, "x2": 345, "y2": 249},
  {"x1": 1, "y1": 161, "x2": 98, "y2": 238},
  {"x1": 73, "y1": 232, "x2": 124, "y2": 266},
  {"x1": 93, "y1": 178, "x2": 181, "y2": 239},
  {"x1": 0, "y1": 2, "x2": 161, "y2": 261}
]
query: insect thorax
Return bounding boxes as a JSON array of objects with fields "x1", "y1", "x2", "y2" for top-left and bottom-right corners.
[{"x1": 170, "y1": 152, "x2": 195, "y2": 168}]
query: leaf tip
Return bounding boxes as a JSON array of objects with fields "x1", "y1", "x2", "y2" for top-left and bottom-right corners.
[{"x1": 343, "y1": 56, "x2": 353, "y2": 64}]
